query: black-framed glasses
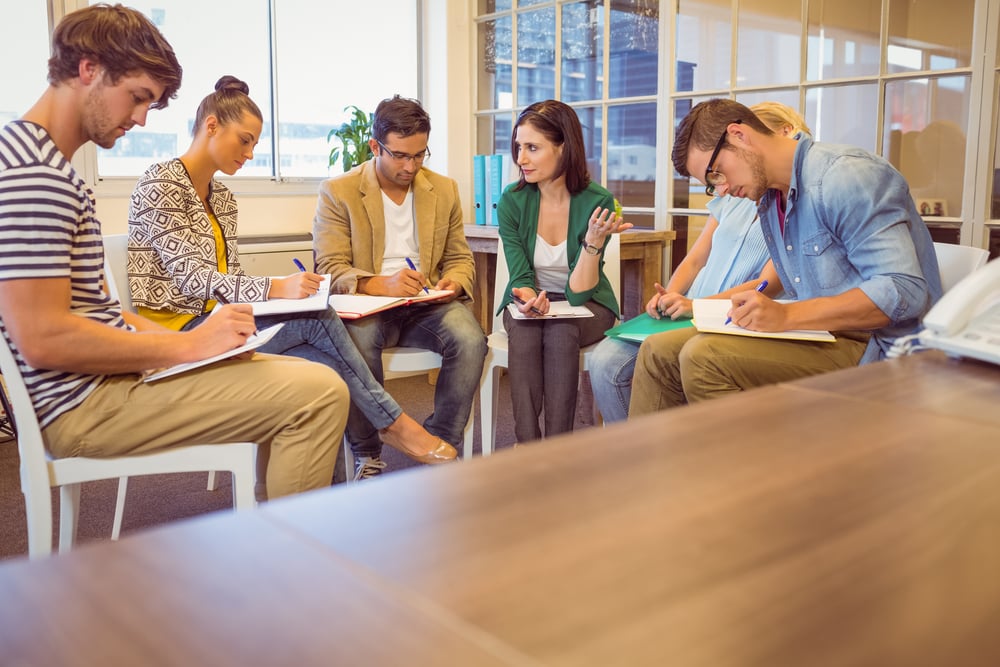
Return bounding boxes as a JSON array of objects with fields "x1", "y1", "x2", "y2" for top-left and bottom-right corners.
[
  {"x1": 376, "y1": 140, "x2": 430, "y2": 164},
  {"x1": 704, "y1": 119, "x2": 741, "y2": 196}
]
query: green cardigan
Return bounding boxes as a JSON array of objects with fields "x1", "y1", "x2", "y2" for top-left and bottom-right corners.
[{"x1": 495, "y1": 180, "x2": 619, "y2": 318}]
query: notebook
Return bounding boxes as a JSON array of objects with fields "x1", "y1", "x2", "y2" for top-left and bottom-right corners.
[
  {"x1": 143, "y1": 323, "x2": 285, "y2": 383},
  {"x1": 329, "y1": 290, "x2": 453, "y2": 319},
  {"x1": 692, "y1": 299, "x2": 836, "y2": 342}
]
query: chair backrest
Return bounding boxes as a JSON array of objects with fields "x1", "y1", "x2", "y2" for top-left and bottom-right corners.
[
  {"x1": 933, "y1": 241, "x2": 989, "y2": 293},
  {"x1": 0, "y1": 335, "x2": 54, "y2": 519},
  {"x1": 102, "y1": 234, "x2": 134, "y2": 313},
  {"x1": 490, "y1": 233, "x2": 622, "y2": 335}
]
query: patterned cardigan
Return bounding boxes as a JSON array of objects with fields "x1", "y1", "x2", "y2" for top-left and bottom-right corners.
[{"x1": 127, "y1": 159, "x2": 270, "y2": 314}]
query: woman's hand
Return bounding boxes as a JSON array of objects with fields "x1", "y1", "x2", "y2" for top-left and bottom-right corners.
[
  {"x1": 268, "y1": 272, "x2": 323, "y2": 299},
  {"x1": 584, "y1": 206, "x2": 634, "y2": 251},
  {"x1": 512, "y1": 286, "x2": 549, "y2": 317}
]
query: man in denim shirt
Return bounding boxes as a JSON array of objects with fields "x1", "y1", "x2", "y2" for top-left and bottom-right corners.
[{"x1": 629, "y1": 98, "x2": 941, "y2": 416}]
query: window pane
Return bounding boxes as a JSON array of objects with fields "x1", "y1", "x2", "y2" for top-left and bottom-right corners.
[
  {"x1": 608, "y1": 103, "x2": 656, "y2": 207},
  {"x1": 735, "y1": 89, "x2": 799, "y2": 112},
  {"x1": 92, "y1": 0, "x2": 417, "y2": 180},
  {"x1": 609, "y1": 0, "x2": 659, "y2": 98},
  {"x1": 737, "y1": 0, "x2": 802, "y2": 88},
  {"x1": 576, "y1": 105, "x2": 604, "y2": 184},
  {"x1": 517, "y1": 8, "x2": 556, "y2": 105},
  {"x1": 806, "y1": 0, "x2": 881, "y2": 80},
  {"x1": 95, "y1": 0, "x2": 271, "y2": 178},
  {"x1": 0, "y1": 3, "x2": 49, "y2": 125},
  {"x1": 275, "y1": 0, "x2": 417, "y2": 178},
  {"x1": 562, "y1": 1, "x2": 604, "y2": 102},
  {"x1": 806, "y1": 83, "x2": 879, "y2": 151},
  {"x1": 887, "y1": 0, "x2": 973, "y2": 74},
  {"x1": 884, "y1": 75, "x2": 971, "y2": 218},
  {"x1": 518, "y1": 0, "x2": 550, "y2": 6},
  {"x1": 476, "y1": 113, "x2": 514, "y2": 156},
  {"x1": 671, "y1": 94, "x2": 722, "y2": 209},
  {"x1": 478, "y1": 0, "x2": 512, "y2": 13},
  {"x1": 676, "y1": 0, "x2": 733, "y2": 92},
  {"x1": 479, "y1": 17, "x2": 513, "y2": 109}
]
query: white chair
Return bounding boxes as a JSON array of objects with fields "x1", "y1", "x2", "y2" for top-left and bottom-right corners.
[
  {"x1": 103, "y1": 234, "x2": 260, "y2": 537},
  {"x1": 933, "y1": 241, "x2": 989, "y2": 293},
  {"x1": 0, "y1": 338, "x2": 257, "y2": 559},
  {"x1": 478, "y1": 234, "x2": 621, "y2": 454}
]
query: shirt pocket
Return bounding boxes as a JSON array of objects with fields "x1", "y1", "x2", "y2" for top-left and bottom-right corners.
[{"x1": 801, "y1": 230, "x2": 850, "y2": 289}]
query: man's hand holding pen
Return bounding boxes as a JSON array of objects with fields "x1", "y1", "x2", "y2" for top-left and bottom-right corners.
[{"x1": 511, "y1": 287, "x2": 548, "y2": 317}]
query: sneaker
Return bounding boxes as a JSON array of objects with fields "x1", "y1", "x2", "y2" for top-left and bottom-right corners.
[{"x1": 353, "y1": 456, "x2": 387, "y2": 481}]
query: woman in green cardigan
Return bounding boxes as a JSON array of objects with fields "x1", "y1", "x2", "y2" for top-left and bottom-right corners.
[{"x1": 496, "y1": 100, "x2": 631, "y2": 443}]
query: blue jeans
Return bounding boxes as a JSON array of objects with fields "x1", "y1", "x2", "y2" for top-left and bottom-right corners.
[
  {"x1": 588, "y1": 336, "x2": 639, "y2": 424},
  {"x1": 343, "y1": 300, "x2": 487, "y2": 456},
  {"x1": 183, "y1": 308, "x2": 401, "y2": 433}
]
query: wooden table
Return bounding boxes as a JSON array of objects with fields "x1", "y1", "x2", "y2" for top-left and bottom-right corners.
[
  {"x1": 464, "y1": 225, "x2": 676, "y2": 331},
  {"x1": 4, "y1": 352, "x2": 1000, "y2": 665}
]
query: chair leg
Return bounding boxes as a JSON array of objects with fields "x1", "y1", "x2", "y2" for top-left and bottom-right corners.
[
  {"x1": 58, "y1": 483, "x2": 82, "y2": 554},
  {"x1": 111, "y1": 476, "x2": 128, "y2": 540},
  {"x1": 479, "y1": 366, "x2": 503, "y2": 456},
  {"x1": 342, "y1": 434, "x2": 354, "y2": 483},
  {"x1": 24, "y1": 483, "x2": 55, "y2": 559},
  {"x1": 207, "y1": 470, "x2": 218, "y2": 490}
]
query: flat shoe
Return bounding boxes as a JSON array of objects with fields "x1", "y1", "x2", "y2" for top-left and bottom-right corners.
[{"x1": 380, "y1": 431, "x2": 458, "y2": 465}]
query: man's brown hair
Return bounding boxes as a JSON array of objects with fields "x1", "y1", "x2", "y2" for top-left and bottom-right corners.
[
  {"x1": 671, "y1": 99, "x2": 773, "y2": 177},
  {"x1": 48, "y1": 3, "x2": 182, "y2": 110}
]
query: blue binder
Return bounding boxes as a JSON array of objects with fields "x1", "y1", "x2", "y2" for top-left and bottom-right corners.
[
  {"x1": 488, "y1": 154, "x2": 503, "y2": 226},
  {"x1": 473, "y1": 155, "x2": 486, "y2": 225}
]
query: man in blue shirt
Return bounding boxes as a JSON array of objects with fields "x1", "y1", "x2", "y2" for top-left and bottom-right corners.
[{"x1": 629, "y1": 98, "x2": 942, "y2": 416}]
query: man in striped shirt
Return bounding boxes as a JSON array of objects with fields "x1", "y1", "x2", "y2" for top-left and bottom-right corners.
[{"x1": 0, "y1": 4, "x2": 349, "y2": 500}]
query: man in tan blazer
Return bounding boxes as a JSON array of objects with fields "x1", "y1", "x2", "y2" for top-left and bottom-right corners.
[{"x1": 314, "y1": 95, "x2": 487, "y2": 478}]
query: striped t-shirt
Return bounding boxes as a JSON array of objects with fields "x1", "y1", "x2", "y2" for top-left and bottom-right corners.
[{"x1": 0, "y1": 120, "x2": 128, "y2": 427}]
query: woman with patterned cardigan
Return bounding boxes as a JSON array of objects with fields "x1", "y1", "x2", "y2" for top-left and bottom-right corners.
[{"x1": 128, "y1": 76, "x2": 456, "y2": 481}]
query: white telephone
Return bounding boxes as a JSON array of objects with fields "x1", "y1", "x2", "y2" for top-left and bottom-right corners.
[{"x1": 920, "y1": 256, "x2": 1000, "y2": 364}]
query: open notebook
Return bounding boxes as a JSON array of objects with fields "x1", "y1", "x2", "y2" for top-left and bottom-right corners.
[
  {"x1": 692, "y1": 299, "x2": 835, "y2": 342},
  {"x1": 143, "y1": 323, "x2": 285, "y2": 383},
  {"x1": 329, "y1": 290, "x2": 453, "y2": 320}
]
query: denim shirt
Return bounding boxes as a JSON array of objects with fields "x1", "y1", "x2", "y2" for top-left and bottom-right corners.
[{"x1": 757, "y1": 136, "x2": 942, "y2": 364}]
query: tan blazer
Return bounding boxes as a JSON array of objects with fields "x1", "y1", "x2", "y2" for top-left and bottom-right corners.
[{"x1": 313, "y1": 159, "x2": 476, "y2": 299}]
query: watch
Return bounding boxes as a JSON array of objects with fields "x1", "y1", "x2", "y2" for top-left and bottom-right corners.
[{"x1": 582, "y1": 241, "x2": 601, "y2": 256}]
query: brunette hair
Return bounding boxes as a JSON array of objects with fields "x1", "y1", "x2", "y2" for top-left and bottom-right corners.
[
  {"x1": 671, "y1": 99, "x2": 773, "y2": 177},
  {"x1": 48, "y1": 3, "x2": 182, "y2": 109},
  {"x1": 371, "y1": 95, "x2": 431, "y2": 142},
  {"x1": 511, "y1": 100, "x2": 590, "y2": 195},
  {"x1": 192, "y1": 76, "x2": 262, "y2": 137}
]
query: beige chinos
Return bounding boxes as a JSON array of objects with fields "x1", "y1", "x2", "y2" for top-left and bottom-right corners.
[
  {"x1": 43, "y1": 354, "x2": 348, "y2": 499},
  {"x1": 628, "y1": 328, "x2": 869, "y2": 416}
]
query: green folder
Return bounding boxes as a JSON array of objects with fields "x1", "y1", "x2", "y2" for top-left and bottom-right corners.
[{"x1": 604, "y1": 312, "x2": 694, "y2": 344}]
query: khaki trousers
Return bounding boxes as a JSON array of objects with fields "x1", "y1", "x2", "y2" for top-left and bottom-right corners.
[
  {"x1": 43, "y1": 354, "x2": 348, "y2": 499},
  {"x1": 628, "y1": 328, "x2": 869, "y2": 417}
]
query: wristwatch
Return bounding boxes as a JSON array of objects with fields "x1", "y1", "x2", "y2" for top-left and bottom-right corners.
[{"x1": 582, "y1": 241, "x2": 601, "y2": 256}]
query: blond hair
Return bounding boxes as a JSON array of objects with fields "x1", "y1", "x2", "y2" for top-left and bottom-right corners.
[{"x1": 750, "y1": 102, "x2": 812, "y2": 137}]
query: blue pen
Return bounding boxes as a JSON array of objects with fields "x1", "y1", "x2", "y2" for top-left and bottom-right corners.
[
  {"x1": 725, "y1": 279, "x2": 768, "y2": 325},
  {"x1": 292, "y1": 258, "x2": 307, "y2": 273},
  {"x1": 405, "y1": 257, "x2": 430, "y2": 294}
]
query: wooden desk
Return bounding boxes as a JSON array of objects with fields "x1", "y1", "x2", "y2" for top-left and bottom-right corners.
[
  {"x1": 261, "y1": 354, "x2": 1000, "y2": 666},
  {"x1": 0, "y1": 511, "x2": 527, "y2": 666},
  {"x1": 464, "y1": 225, "x2": 677, "y2": 331},
  {"x1": 6, "y1": 354, "x2": 1000, "y2": 665}
]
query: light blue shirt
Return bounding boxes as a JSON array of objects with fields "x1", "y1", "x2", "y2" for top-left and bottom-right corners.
[
  {"x1": 687, "y1": 195, "x2": 769, "y2": 298},
  {"x1": 757, "y1": 136, "x2": 942, "y2": 364}
]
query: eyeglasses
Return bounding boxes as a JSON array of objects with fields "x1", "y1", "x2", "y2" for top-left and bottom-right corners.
[
  {"x1": 376, "y1": 140, "x2": 431, "y2": 164},
  {"x1": 704, "y1": 119, "x2": 741, "y2": 196}
]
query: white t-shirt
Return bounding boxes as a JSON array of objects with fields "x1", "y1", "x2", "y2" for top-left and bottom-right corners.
[
  {"x1": 533, "y1": 235, "x2": 569, "y2": 294},
  {"x1": 380, "y1": 189, "x2": 419, "y2": 275}
]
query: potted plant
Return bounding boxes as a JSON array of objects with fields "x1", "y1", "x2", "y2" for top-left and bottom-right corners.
[{"x1": 328, "y1": 105, "x2": 374, "y2": 173}]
